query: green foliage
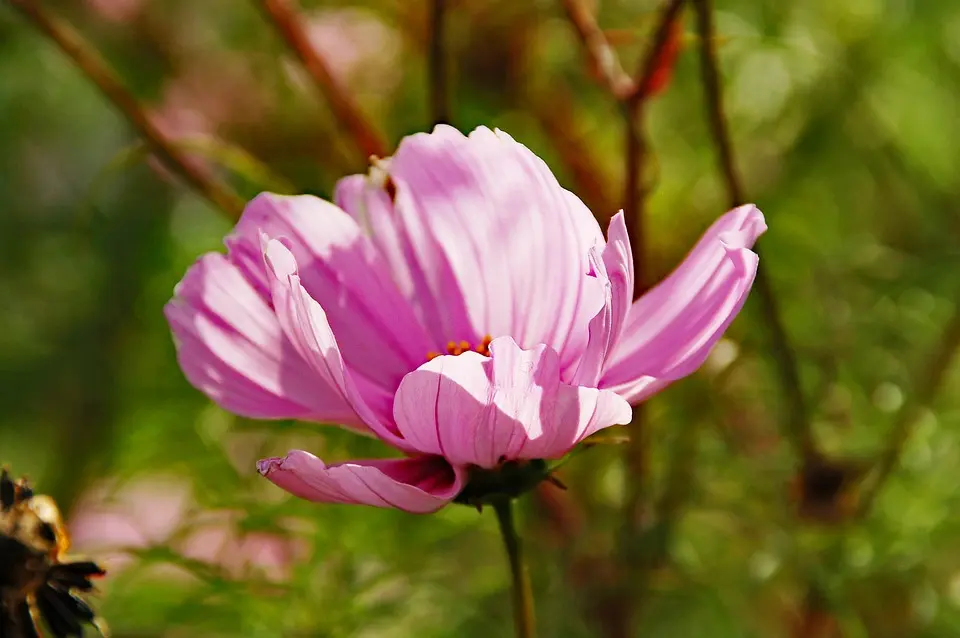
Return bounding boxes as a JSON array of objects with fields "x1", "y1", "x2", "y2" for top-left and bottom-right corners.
[{"x1": 2, "y1": 0, "x2": 960, "y2": 635}]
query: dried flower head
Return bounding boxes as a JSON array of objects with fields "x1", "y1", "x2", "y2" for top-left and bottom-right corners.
[{"x1": 0, "y1": 469, "x2": 107, "y2": 638}]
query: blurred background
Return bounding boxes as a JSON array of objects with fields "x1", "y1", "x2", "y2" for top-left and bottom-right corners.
[{"x1": 2, "y1": 0, "x2": 960, "y2": 636}]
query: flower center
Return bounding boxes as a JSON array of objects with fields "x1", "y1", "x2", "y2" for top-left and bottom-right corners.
[
  {"x1": 453, "y1": 458, "x2": 551, "y2": 508},
  {"x1": 426, "y1": 334, "x2": 493, "y2": 361}
]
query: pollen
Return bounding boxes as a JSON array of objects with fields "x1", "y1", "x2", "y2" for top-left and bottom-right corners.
[{"x1": 426, "y1": 335, "x2": 493, "y2": 361}]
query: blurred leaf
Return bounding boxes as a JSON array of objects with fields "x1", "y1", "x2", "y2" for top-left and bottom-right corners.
[{"x1": 82, "y1": 136, "x2": 295, "y2": 220}]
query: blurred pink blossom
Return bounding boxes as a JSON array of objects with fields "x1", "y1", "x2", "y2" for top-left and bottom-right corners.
[
  {"x1": 70, "y1": 477, "x2": 190, "y2": 569},
  {"x1": 149, "y1": 55, "x2": 273, "y2": 144},
  {"x1": 69, "y1": 477, "x2": 308, "y2": 581},
  {"x1": 145, "y1": 56, "x2": 273, "y2": 179},
  {"x1": 165, "y1": 125, "x2": 766, "y2": 514},
  {"x1": 297, "y1": 8, "x2": 403, "y2": 98},
  {"x1": 179, "y1": 510, "x2": 308, "y2": 581},
  {"x1": 85, "y1": 0, "x2": 144, "y2": 24}
]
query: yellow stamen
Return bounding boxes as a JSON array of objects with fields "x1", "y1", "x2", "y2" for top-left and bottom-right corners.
[
  {"x1": 427, "y1": 335, "x2": 494, "y2": 362},
  {"x1": 476, "y1": 335, "x2": 493, "y2": 356}
]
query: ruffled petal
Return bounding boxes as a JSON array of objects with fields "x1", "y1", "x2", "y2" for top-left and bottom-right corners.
[
  {"x1": 257, "y1": 451, "x2": 463, "y2": 514},
  {"x1": 393, "y1": 337, "x2": 631, "y2": 467},
  {"x1": 262, "y1": 238, "x2": 409, "y2": 447},
  {"x1": 226, "y1": 193, "x2": 431, "y2": 394},
  {"x1": 164, "y1": 253, "x2": 365, "y2": 429},
  {"x1": 573, "y1": 212, "x2": 634, "y2": 386},
  {"x1": 601, "y1": 205, "x2": 766, "y2": 403},
  {"x1": 337, "y1": 126, "x2": 606, "y2": 369}
]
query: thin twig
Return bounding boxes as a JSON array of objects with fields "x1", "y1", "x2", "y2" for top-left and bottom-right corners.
[
  {"x1": 563, "y1": 0, "x2": 684, "y2": 636},
  {"x1": 493, "y1": 498, "x2": 537, "y2": 638},
  {"x1": 528, "y1": 88, "x2": 618, "y2": 220},
  {"x1": 858, "y1": 294, "x2": 960, "y2": 514},
  {"x1": 560, "y1": 0, "x2": 685, "y2": 277},
  {"x1": 10, "y1": 0, "x2": 245, "y2": 219},
  {"x1": 560, "y1": 0, "x2": 634, "y2": 98},
  {"x1": 626, "y1": 0, "x2": 687, "y2": 109},
  {"x1": 618, "y1": 5, "x2": 687, "y2": 632},
  {"x1": 257, "y1": 0, "x2": 387, "y2": 160},
  {"x1": 791, "y1": 587, "x2": 841, "y2": 638},
  {"x1": 691, "y1": 0, "x2": 744, "y2": 199},
  {"x1": 692, "y1": 0, "x2": 817, "y2": 460},
  {"x1": 622, "y1": 107, "x2": 647, "y2": 297},
  {"x1": 621, "y1": 0, "x2": 686, "y2": 299},
  {"x1": 648, "y1": 396, "x2": 702, "y2": 565},
  {"x1": 428, "y1": 0, "x2": 450, "y2": 125},
  {"x1": 563, "y1": 2, "x2": 691, "y2": 635}
]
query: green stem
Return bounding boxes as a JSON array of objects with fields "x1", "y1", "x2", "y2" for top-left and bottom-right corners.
[
  {"x1": 493, "y1": 498, "x2": 536, "y2": 638},
  {"x1": 692, "y1": 0, "x2": 817, "y2": 461},
  {"x1": 858, "y1": 286, "x2": 960, "y2": 515}
]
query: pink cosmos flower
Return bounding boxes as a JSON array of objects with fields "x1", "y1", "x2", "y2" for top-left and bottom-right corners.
[{"x1": 165, "y1": 125, "x2": 766, "y2": 514}]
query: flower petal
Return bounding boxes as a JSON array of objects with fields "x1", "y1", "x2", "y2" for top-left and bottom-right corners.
[
  {"x1": 393, "y1": 336, "x2": 632, "y2": 467},
  {"x1": 339, "y1": 126, "x2": 606, "y2": 368},
  {"x1": 261, "y1": 237, "x2": 408, "y2": 447},
  {"x1": 573, "y1": 212, "x2": 634, "y2": 386},
  {"x1": 164, "y1": 253, "x2": 365, "y2": 428},
  {"x1": 601, "y1": 205, "x2": 766, "y2": 403},
  {"x1": 257, "y1": 451, "x2": 463, "y2": 513},
  {"x1": 226, "y1": 193, "x2": 431, "y2": 394}
]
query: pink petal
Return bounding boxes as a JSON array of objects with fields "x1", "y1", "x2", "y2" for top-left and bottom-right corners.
[
  {"x1": 601, "y1": 205, "x2": 767, "y2": 403},
  {"x1": 165, "y1": 253, "x2": 365, "y2": 428},
  {"x1": 262, "y1": 238, "x2": 409, "y2": 447},
  {"x1": 336, "y1": 126, "x2": 606, "y2": 368},
  {"x1": 573, "y1": 212, "x2": 634, "y2": 386},
  {"x1": 335, "y1": 173, "x2": 441, "y2": 340},
  {"x1": 257, "y1": 451, "x2": 463, "y2": 513},
  {"x1": 393, "y1": 336, "x2": 632, "y2": 467},
  {"x1": 226, "y1": 193, "x2": 431, "y2": 395}
]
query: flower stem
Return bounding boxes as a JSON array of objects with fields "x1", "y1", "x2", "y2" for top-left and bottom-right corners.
[{"x1": 493, "y1": 498, "x2": 536, "y2": 638}]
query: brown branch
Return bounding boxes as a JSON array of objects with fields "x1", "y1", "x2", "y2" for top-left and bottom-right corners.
[
  {"x1": 858, "y1": 290, "x2": 960, "y2": 514},
  {"x1": 528, "y1": 88, "x2": 618, "y2": 221},
  {"x1": 692, "y1": 0, "x2": 817, "y2": 461},
  {"x1": 428, "y1": 0, "x2": 450, "y2": 125},
  {"x1": 690, "y1": 0, "x2": 744, "y2": 204},
  {"x1": 564, "y1": 0, "x2": 685, "y2": 297},
  {"x1": 560, "y1": 0, "x2": 634, "y2": 99},
  {"x1": 791, "y1": 587, "x2": 842, "y2": 638},
  {"x1": 562, "y1": 2, "x2": 691, "y2": 636},
  {"x1": 257, "y1": 0, "x2": 388, "y2": 160},
  {"x1": 561, "y1": 0, "x2": 685, "y2": 297},
  {"x1": 622, "y1": 0, "x2": 686, "y2": 300},
  {"x1": 10, "y1": 0, "x2": 245, "y2": 219},
  {"x1": 622, "y1": 107, "x2": 647, "y2": 298},
  {"x1": 618, "y1": 5, "x2": 687, "y2": 633},
  {"x1": 626, "y1": 0, "x2": 686, "y2": 109}
]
